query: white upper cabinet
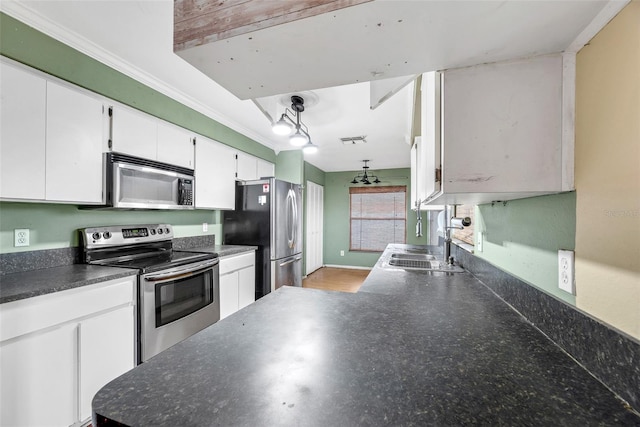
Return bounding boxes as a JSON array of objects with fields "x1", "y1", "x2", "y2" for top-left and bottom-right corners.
[
  {"x1": 157, "y1": 121, "x2": 195, "y2": 169},
  {"x1": 109, "y1": 105, "x2": 157, "y2": 159},
  {"x1": 236, "y1": 151, "x2": 275, "y2": 181},
  {"x1": 0, "y1": 60, "x2": 47, "y2": 200},
  {"x1": 420, "y1": 54, "x2": 571, "y2": 206},
  {"x1": 236, "y1": 151, "x2": 258, "y2": 181},
  {"x1": 110, "y1": 105, "x2": 195, "y2": 169},
  {"x1": 46, "y1": 81, "x2": 104, "y2": 203},
  {"x1": 257, "y1": 158, "x2": 275, "y2": 179},
  {"x1": 0, "y1": 59, "x2": 104, "y2": 204},
  {"x1": 195, "y1": 136, "x2": 236, "y2": 210}
]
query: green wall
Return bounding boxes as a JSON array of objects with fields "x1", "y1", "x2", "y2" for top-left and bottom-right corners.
[
  {"x1": 0, "y1": 203, "x2": 221, "y2": 253},
  {"x1": 323, "y1": 168, "x2": 426, "y2": 268},
  {"x1": 275, "y1": 150, "x2": 304, "y2": 184},
  {"x1": 474, "y1": 192, "x2": 576, "y2": 304},
  {"x1": 0, "y1": 13, "x2": 274, "y2": 162},
  {"x1": 304, "y1": 162, "x2": 326, "y2": 186},
  {"x1": 0, "y1": 12, "x2": 277, "y2": 254}
]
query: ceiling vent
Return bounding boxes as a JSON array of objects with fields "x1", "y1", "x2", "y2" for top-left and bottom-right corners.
[{"x1": 340, "y1": 136, "x2": 367, "y2": 145}]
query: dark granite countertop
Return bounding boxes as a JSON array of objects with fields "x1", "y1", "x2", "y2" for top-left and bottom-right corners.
[
  {"x1": 92, "y1": 244, "x2": 639, "y2": 425},
  {"x1": 189, "y1": 244, "x2": 257, "y2": 259},
  {"x1": 0, "y1": 264, "x2": 137, "y2": 304}
]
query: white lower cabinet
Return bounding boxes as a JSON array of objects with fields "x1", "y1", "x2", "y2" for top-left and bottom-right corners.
[
  {"x1": 219, "y1": 252, "x2": 256, "y2": 319},
  {"x1": 0, "y1": 323, "x2": 77, "y2": 426},
  {"x1": 79, "y1": 305, "x2": 135, "y2": 421},
  {"x1": 0, "y1": 276, "x2": 136, "y2": 426}
]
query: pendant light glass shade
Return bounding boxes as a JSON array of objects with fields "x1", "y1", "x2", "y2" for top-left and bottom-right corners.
[
  {"x1": 302, "y1": 141, "x2": 318, "y2": 154},
  {"x1": 290, "y1": 130, "x2": 308, "y2": 146},
  {"x1": 272, "y1": 116, "x2": 293, "y2": 135}
]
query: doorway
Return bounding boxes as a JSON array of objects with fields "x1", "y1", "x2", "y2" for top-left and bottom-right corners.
[{"x1": 305, "y1": 181, "x2": 324, "y2": 275}]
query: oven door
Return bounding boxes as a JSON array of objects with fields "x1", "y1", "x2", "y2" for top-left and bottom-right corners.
[{"x1": 140, "y1": 258, "x2": 219, "y2": 362}]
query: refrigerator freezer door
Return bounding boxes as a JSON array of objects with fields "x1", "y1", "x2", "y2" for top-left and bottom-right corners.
[
  {"x1": 271, "y1": 255, "x2": 302, "y2": 292},
  {"x1": 271, "y1": 180, "x2": 302, "y2": 260}
]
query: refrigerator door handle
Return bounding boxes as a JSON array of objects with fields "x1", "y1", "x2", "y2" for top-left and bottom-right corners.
[
  {"x1": 292, "y1": 189, "x2": 298, "y2": 247},
  {"x1": 279, "y1": 256, "x2": 302, "y2": 267},
  {"x1": 286, "y1": 189, "x2": 296, "y2": 249}
]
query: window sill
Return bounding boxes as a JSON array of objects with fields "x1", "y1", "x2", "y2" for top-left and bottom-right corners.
[{"x1": 452, "y1": 239, "x2": 474, "y2": 254}]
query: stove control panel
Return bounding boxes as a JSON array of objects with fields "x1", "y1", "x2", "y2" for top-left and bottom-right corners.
[{"x1": 81, "y1": 224, "x2": 174, "y2": 248}]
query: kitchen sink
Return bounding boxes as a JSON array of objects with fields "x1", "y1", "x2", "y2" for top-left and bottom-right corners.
[
  {"x1": 390, "y1": 253, "x2": 437, "y2": 261},
  {"x1": 384, "y1": 252, "x2": 465, "y2": 273}
]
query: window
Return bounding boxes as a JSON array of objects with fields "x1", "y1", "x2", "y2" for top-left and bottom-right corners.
[
  {"x1": 349, "y1": 186, "x2": 406, "y2": 252},
  {"x1": 452, "y1": 205, "x2": 475, "y2": 245}
]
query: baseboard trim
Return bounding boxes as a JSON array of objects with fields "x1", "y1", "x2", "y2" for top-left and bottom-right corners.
[{"x1": 322, "y1": 264, "x2": 372, "y2": 271}]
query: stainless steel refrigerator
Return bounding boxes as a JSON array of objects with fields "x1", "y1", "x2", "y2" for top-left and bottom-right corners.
[{"x1": 223, "y1": 178, "x2": 303, "y2": 300}]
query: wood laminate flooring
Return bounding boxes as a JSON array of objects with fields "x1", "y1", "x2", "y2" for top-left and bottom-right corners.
[{"x1": 302, "y1": 267, "x2": 370, "y2": 293}]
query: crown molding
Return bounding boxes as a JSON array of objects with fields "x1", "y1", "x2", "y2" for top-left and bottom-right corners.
[{"x1": 0, "y1": 1, "x2": 275, "y2": 151}]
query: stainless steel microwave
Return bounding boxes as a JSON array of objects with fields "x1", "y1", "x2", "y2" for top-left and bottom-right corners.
[{"x1": 104, "y1": 153, "x2": 194, "y2": 209}]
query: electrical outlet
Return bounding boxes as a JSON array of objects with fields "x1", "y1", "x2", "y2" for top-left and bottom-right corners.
[
  {"x1": 558, "y1": 250, "x2": 575, "y2": 294},
  {"x1": 202, "y1": 223, "x2": 208, "y2": 232},
  {"x1": 14, "y1": 229, "x2": 30, "y2": 247},
  {"x1": 340, "y1": 250, "x2": 345, "y2": 256},
  {"x1": 476, "y1": 232, "x2": 483, "y2": 252}
]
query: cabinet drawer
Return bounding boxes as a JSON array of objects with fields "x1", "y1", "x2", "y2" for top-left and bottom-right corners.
[
  {"x1": 0, "y1": 276, "x2": 135, "y2": 342},
  {"x1": 219, "y1": 252, "x2": 255, "y2": 275}
]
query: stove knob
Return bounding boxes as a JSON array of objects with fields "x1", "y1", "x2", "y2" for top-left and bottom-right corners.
[
  {"x1": 165, "y1": 227, "x2": 170, "y2": 234},
  {"x1": 103, "y1": 231, "x2": 112, "y2": 239},
  {"x1": 92, "y1": 232, "x2": 101, "y2": 240},
  {"x1": 150, "y1": 229, "x2": 156, "y2": 235},
  {"x1": 157, "y1": 228, "x2": 163, "y2": 234}
]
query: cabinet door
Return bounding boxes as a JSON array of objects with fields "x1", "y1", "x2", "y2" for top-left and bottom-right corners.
[
  {"x1": 238, "y1": 265, "x2": 256, "y2": 310},
  {"x1": 0, "y1": 61, "x2": 46, "y2": 200},
  {"x1": 79, "y1": 305, "x2": 135, "y2": 421},
  {"x1": 195, "y1": 137, "x2": 236, "y2": 209},
  {"x1": 219, "y1": 271, "x2": 239, "y2": 319},
  {"x1": 442, "y1": 55, "x2": 562, "y2": 193},
  {"x1": 410, "y1": 139, "x2": 419, "y2": 208},
  {"x1": 257, "y1": 158, "x2": 275, "y2": 179},
  {"x1": 0, "y1": 323, "x2": 77, "y2": 426},
  {"x1": 110, "y1": 105, "x2": 157, "y2": 159},
  {"x1": 236, "y1": 151, "x2": 258, "y2": 181},
  {"x1": 157, "y1": 121, "x2": 194, "y2": 169},
  {"x1": 46, "y1": 81, "x2": 105, "y2": 203},
  {"x1": 420, "y1": 71, "x2": 441, "y2": 200}
]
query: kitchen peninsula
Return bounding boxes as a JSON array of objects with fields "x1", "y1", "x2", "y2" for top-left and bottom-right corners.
[{"x1": 92, "y1": 245, "x2": 639, "y2": 425}]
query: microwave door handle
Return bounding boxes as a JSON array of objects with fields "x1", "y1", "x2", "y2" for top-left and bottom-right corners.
[{"x1": 144, "y1": 259, "x2": 218, "y2": 283}]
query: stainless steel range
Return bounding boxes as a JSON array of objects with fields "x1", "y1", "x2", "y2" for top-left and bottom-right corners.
[{"x1": 80, "y1": 224, "x2": 220, "y2": 363}]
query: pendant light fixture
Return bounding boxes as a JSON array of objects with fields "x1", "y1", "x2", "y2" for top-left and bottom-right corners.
[
  {"x1": 350, "y1": 160, "x2": 381, "y2": 185},
  {"x1": 272, "y1": 95, "x2": 316, "y2": 150}
]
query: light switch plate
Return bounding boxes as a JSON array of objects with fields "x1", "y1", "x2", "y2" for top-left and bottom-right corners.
[
  {"x1": 558, "y1": 250, "x2": 575, "y2": 294},
  {"x1": 14, "y1": 229, "x2": 29, "y2": 247},
  {"x1": 476, "y1": 232, "x2": 483, "y2": 252},
  {"x1": 202, "y1": 223, "x2": 208, "y2": 232}
]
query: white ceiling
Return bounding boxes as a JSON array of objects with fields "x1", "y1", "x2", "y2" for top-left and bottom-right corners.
[{"x1": 1, "y1": 0, "x2": 610, "y2": 173}]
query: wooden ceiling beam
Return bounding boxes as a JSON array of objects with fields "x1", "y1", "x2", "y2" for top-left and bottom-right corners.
[{"x1": 174, "y1": 0, "x2": 372, "y2": 51}]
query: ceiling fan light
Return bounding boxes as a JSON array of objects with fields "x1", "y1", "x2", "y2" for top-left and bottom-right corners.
[
  {"x1": 290, "y1": 130, "x2": 308, "y2": 146},
  {"x1": 272, "y1": 116, "x2": 293, "y2": 135}
]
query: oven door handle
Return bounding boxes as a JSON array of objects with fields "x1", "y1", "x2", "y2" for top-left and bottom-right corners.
[{"x1": 144, "y1": 259, "x2": 218, "y2": 283}]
